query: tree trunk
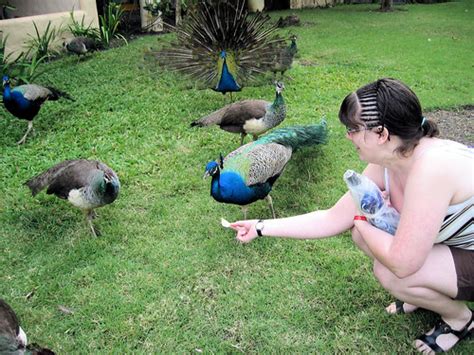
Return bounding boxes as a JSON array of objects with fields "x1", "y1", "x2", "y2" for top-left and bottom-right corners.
[
  {"x1": 175, "y1": 0, "x2": 181, "y2": 26},
  {"x1": 380, "y1": 0, "x2": 393, "y2": 11}
]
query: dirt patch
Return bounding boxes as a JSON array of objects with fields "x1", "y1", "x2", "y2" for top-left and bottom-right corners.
[{"x1": 426, "y1": 105, "x2": 473, "y2": 146}]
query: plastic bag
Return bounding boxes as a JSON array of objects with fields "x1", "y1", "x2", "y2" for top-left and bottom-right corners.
[{"x1": 343, "y1": 170, "x2": 400, "y2": 235}]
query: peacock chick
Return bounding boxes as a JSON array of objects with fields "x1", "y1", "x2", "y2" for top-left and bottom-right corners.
[
  {"x1": 203, "y1": 122, "x2": 328, "y2": 218},
  {"x1": 0, "y1": 298, "x2": 55, "y2": 354},
  {"x1": 272, "y1": 35, "x2": 298, "y2": 80},
  {"x1": 25, "y1": 159, "x2": 120, "y2": 237},
  {"x1": 191, "y1": 82, "x2": 286, "y2": 146},
  {"x1": 64, "y1": 36, "x2": 98, "y2": 59},
  {"x1": 2, "y1": 76, "x2": 74, "y2": 144}
]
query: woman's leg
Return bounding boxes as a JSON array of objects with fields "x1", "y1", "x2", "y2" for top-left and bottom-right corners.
[
  {"x1": 373, "y1": 244, "x2": 473, "y2": 353},
  {"x1": 351, "y1": 227, "x2": 418, "y2": 314}
]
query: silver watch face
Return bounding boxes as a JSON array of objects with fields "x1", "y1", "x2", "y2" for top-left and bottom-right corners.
[{"x1": 256, "y1": 220, "x2": 264, "y2": 232}]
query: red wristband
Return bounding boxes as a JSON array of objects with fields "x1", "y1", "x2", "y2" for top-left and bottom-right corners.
[{"x1": 354, "y1": 215, "x2": 367, "y2": 221}]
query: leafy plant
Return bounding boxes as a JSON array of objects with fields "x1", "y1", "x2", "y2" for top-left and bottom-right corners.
[
  {"x1": 1, "y1": 34, "x2": 45, "y2": 85},
  {"x1": 13, "y1": 51, "x2": 47, "y2": 84},
  {"x1": 98, "y1": 3, "x2": 127, "y2": 48},
  {"x1": 26, "y1": 21, "x2": 63, "y2": 61},
  {"x1": 143, "y1": 0, "x2": 163, "y2": 17},
  {"x1": 67, "y1": 10, "x2": 100, "y2": 39},
  {"x1": 1, "y1": 34, "x2": 20, "y2": 77},
  {"x1": 0, "y1": 0, "x2": 15, "y2": 20}
]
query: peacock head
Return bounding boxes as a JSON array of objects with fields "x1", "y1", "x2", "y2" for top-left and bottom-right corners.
[
  {"x1": 204, "y1": 154, "x2": 224, "y2": 179},
  {"x1": 2, "y1": 75, "x2": 10, "y2": 87},
  {"x1": 220, "y1": 50, "x2": 227, "y2": 59}
]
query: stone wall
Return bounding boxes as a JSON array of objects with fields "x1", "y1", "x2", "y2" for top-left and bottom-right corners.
[
  {"x1": 5, "y1": 0, "x2": 80, "y2": 18},
  {"x1": 0, "y1": 0, "x2": 99, "y2": 58}
]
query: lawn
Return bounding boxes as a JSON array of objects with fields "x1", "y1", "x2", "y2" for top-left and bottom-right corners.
[{"x1": 1, "y1": 1, "x2": 473, "y2": 353}]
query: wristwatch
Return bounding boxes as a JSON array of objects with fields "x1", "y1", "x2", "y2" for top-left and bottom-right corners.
[{"x1": 255, "y1": 220, "x2": 264, "y2": 237}]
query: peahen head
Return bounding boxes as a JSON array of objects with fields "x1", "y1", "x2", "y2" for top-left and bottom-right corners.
[
  {"x1": 275, "y1": 81, "x2": 285, "y2": 94},
  {"x1": 93, "y1": 171, "x2": 120, "y2": 203}
]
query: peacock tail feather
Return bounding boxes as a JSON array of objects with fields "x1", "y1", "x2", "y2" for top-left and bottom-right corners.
[
  {"x1": 147, "y1": 0, "x2": 285, "y2": 92},
  {"x1": 257, "y1": 121, "x2": 328, "y2": 151}
]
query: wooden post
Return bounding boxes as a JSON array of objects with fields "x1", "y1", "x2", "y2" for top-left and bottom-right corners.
[{"x1": 175, "y1": 0, "x2": 181, "y2": 26}]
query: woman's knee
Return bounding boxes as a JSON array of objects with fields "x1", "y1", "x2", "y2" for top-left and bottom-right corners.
[{"x1": 373, "y1": 260, "x2": 397, "y2": 292}]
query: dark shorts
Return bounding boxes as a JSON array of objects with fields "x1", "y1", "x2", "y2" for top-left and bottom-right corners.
[{"x1": 450, "y1": 247, "x2": 474, "y2": 301}]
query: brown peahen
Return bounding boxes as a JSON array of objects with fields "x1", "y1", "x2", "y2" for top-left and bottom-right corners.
[
  {"x1": 204, "y1": 122, "x2": 328, "y2": 218},
  {"x1": 148, "y1": 0, "x2": 285, "y2": 98},
  {"x1": 64, "y1": 36, "x2": 98, "y2": 59},
  {"x1": 191, "y1": 81, "x2": 286, "y2": 146},
  {"x1": 0, "y1": 298, "x2": 55, "y2": 354},
  {"x1": 25, "y1": 159, "x2": 120, "y2": 237},
  {"x1": 272, "y1": 35, "x2": 298, "y2": 80}
]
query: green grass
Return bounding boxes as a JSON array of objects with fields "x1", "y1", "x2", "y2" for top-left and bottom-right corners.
[{"x1": 1, "y1": 1, "x2": 473, "y2": 353}]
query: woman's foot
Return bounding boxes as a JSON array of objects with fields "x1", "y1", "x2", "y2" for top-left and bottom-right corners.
[
  {"x1": 414, "y1": 310, "x2": 473, "y2": 354},
  {"x1": 385, "y1": 300, "x2": 419, "y2": 314}
]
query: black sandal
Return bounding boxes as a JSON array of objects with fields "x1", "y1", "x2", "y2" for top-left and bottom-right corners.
[
  {"x1": 394, "y1": 299, "x2": 405, "y2": 314},
  {"x1": 416, "y1": 310, "x2": 474, "y2": 353}
]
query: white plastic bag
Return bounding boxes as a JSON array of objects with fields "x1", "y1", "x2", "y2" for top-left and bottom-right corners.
[{"x1": 343, "y1": 170, "x2": 400, "y2": 235}]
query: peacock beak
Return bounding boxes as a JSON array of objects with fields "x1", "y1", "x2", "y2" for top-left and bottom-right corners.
[{"x1": 203, "y1": 171, "x2": 210, "y2": 179}]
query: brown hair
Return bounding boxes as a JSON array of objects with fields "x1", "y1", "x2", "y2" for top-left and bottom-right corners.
[{"x1": 339, "y1": 78, "x2": 439, "y2": 156}]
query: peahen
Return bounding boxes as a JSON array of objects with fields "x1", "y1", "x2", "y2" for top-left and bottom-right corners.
[
  {"x1": 272, "y1": 35, "x2": 298, "y2": 80},
  {"x1": 149, "y1": 0, "x2": 285, "y2": 98},
  {"x1": 2, "y1": 76, "x2": 74, "y2": 144},
  {"x1": 25, "y1": 159, "x2": 120, "y2": 237},
  {"x1": 0, "y1": 298, "x2": 55, "y2": 354},
  {"x1": 203, "y1": 122, "x2": 328, "y2": 218},
  {"x1": 191, "y1": 81, "x2": 286, "y2": 146},
  {"x1": 64, "y1": 36, "x2": 98, "y2": 59}
]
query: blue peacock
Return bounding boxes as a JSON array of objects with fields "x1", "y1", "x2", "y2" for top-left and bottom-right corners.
[
  {"x1": 2, "y1": 75, "x2": 74, "y2": 144},
  {"x1": 204, "y1": 122, "x2": 328, "y2": 218},
  {"x1": 148, "y1": 0, "x2": 285, "y2": 99},
  {"x1": 25, "y1": 159, "x2": 120, "y2": 237},
  {"x1": 191, "y1": 82, "x2": 286, "y2": 146}
]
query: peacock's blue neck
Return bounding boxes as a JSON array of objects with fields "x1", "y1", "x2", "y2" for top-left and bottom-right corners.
[
  {"x1": 2, "y1": 84, "x2": 11, "y2": 100},
  {"x1": 215, "y1": 58, "x2": 241, "y2": 94},
  {"x1": 211, "y1": 171, "x2": 272, "y2": 205}
]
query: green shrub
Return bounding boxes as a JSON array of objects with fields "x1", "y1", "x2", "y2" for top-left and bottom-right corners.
[
  {"x1": 26, "y1": 21, "x2": 63, "y2": 61},
  {"x1": 98, "y1": 3, "x2": 127, "y2": 48}
]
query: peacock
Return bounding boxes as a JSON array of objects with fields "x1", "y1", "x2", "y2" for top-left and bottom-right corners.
[
  {"x1": 64, "y1": 36, "x2": 98, "y2": 59},
  {"x1": 272, "y1": 35, "x2": 298, "y2": 80},
  {"x1": 191, "y1": 81, "x2": 286, "y2": 146},
  {"x1": 2, "y1": 76, "x2": 74, "y2": 144},
  {"x1": 149, "y1": 0, "x2": 285, "y2": 98},
  {"x1": 25, "y1": 159, "x2": 120, "y2": 237},
  {"x1": 0, "y1": 298, "x2": 55, "y2": 354},
  {"x1": 203, "y1": 122, "x2": 328, "y2": 218}
]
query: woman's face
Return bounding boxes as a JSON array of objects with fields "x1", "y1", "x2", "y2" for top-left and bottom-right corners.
[{"x1": 346, "y1": 127, "x2": 381, "y2": 162}]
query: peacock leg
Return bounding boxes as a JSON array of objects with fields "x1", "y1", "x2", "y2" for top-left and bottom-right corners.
[
  {"x1": 17, "y1": 121, "x2": 33, "y2": 145},
  {"x1": 240, "y1": 133, "x2": 247, "y2": 146},
  {"x1": 265, "y1": 194, "x2": 276, "y2": 218},
  {"x1": 85, "y1": 209, "x2": 100, "y2": 237},
  {"x1": 241, "y1": 206, "x2": 248, "y2": 220}
]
